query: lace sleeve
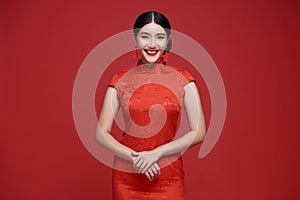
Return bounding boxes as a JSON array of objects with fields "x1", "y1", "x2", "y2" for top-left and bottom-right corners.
[
  {"x1": 108, "y1": 70, "x2": 128, "y2": 88},
  {"x1": 175, "y1": 68, "x2": 196, "y2": 86}
]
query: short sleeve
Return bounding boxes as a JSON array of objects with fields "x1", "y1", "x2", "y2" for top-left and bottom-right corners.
[
  {"x1": 108, "y1": 70, "x2": 128, "y2": 88},
  {"x1": 175, "y1": 68, "x2": 196, "y2": 85},
  {"x1": 181, "y1": 69, "x2": 195, "y2": 83}
]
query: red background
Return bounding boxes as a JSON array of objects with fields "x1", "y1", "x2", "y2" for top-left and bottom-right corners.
[{"x1": 1, "y1": 0, "x2": 300, "y2": 199}]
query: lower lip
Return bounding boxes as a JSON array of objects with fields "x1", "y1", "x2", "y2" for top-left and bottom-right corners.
[{"x1": 145, "y1": 50, "x2": 158, "y2": 56}]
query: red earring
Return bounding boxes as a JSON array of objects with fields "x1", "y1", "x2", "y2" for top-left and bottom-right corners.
[
  {"x1": 134, "y1": 49, "x2": 140, "y2": 61},
  {"x1": 162, "y1": 52, "x2": 169, "y2": 63}
]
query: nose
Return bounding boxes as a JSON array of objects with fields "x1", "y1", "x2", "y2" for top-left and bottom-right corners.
[{"x1": 148, "y1": 38, "x2": 157, "y2": 48}]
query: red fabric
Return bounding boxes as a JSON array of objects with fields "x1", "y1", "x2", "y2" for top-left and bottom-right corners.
[{"x1": 109, "y1": 59, "x2": 195, "y2": 200}]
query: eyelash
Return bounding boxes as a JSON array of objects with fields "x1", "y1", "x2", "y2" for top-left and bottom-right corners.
[
  {"x1": 157, "y1": 36, "x2": 165, "y2": 40},
  {"x1": 140, "y1": 35, "x2": 166, "y2": 40}
]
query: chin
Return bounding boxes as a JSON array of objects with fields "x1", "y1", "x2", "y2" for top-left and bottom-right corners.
[{"x1": 144, "y1": 58, "x2": 160, "y2": 63}]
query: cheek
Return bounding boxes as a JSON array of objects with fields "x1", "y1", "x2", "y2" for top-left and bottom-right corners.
[
  {"x1": 136, "y1": 38, "x2": 147, "y2": 48},
  {"x1": 156, "y1": 40, "x2": 168, "y2": 48}
]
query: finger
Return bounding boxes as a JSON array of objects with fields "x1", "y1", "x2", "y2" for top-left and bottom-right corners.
[
  {"x1": 139, "y1": 161, "x2": 148, "y2": 173},
  {"x1": 136, "y1": 160, "x2": 144, "y2": 173},
  {"x1": 142, "y1": 162, "x2": 151, "y2": 174},
  {"x1": 149, "y1": 165, "x2": 158, "y2": 179},
  {"x1": 145, "y1": 171, "x2": 152, "y2": 181},
  {"x1": 135, "y1": 161, "x2": 144, "y2": 173},
  {"x1": 148, "y1": 168, "x2": 155, "y2": 178},
  {"x1": 144, "y1": 171, "x2": 151, "y2": 181},
  {"x1": 154, "y1": 163, "x2": 161, "y2": 176},
  {"x1": 135, "y1": 159, "x2": 143, "y2": 169},
  {"x1": 153, "y1": 165, "x2": 160, "y2": 179},
  {"x1": 133, "y1": 157, "x2": 141, "y2": 166},
  {"x1": 131, "y1": 157, "x2": 139, "y2": 170}
]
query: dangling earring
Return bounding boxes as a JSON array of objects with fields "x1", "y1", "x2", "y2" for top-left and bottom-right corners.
[
  {"x1": 162, "y1": 52, "x2": 169, "y2": 63},
  {"x1": 134, "y1": 49, "x2": 140, "y2": 61}
]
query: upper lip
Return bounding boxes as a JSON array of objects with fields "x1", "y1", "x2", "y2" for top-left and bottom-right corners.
[
  {"x1": 144, "y1": 49, "x2": 159, "y2": 53},
  {"x1": 145, "y1": 49, "x2": 158, "y2": 51}
]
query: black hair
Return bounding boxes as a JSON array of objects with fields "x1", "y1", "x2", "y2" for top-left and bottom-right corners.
[{"x1": 133, "y1": 11, "x2": 172, "y2": 53}]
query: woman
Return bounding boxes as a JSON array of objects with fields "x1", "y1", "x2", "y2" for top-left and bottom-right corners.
[{"x1": 96, "y1": 11, "x2": 206, "y2": 200}]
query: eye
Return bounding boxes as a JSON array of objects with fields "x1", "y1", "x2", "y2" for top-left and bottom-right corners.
[
  {"x1": 157, "y1": 35, "x2": 166, "y2": 40},
  {"x1": 140, "y1": 35, "x2": 149, "y2": 39}
]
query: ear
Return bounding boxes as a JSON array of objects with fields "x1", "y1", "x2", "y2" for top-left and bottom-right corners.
[
  {"x1": 132, "y1": 33, "x2": 137, "y2": 48},
  {"x1": 167, "y1": 34, "x2": 172, "y2": 42},
  {"x1": 165, "y1": 35, "x2": 172, "y2": 52}
]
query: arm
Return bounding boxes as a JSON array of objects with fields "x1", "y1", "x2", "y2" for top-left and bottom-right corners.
[
  {"x1": 155, "y1": 81, "x2": 206, "y2": 156},
  {"x1": 96, "y1": 87, "x2": 161, "y2": 180},
  {"x1": 95, "y1": 87, "x2": 136, "y2": 161},
  {"x1": 133, "y1": 82, "x2": 206, "y2": 173}
]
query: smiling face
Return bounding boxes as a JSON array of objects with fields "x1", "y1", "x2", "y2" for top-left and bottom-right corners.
[{"x1": 135, "y1": 22, "x2": 169, "y2": 64}]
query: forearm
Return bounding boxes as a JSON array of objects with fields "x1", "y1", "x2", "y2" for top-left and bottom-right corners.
[
  {"x1": 155, "y1": 129, "x2": 205, "y2": 158},
  {"x1": 95, "y1": 125, "x2": 134, "y2": 161}
]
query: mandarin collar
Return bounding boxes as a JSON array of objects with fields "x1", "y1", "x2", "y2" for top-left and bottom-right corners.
[
  {"x1": 137, "y1": 58, "x2": 166, "y2": 66},
  {"x1": 136, "y1": 59, "x2": 167, "y2": 74}
]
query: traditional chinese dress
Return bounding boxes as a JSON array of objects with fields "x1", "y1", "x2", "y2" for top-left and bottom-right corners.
[{"x1": 108, "y1": 59, "x2": 195, "y2": 200}]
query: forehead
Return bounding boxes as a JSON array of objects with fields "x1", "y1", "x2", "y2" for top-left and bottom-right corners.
[{"x1": 138, "y1": 22, "x2": 167, "y2": 35}]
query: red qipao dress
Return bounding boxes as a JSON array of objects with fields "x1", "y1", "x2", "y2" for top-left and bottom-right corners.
[{"x1": 108, "y1": 59, "x2": 195, "y2": 200}]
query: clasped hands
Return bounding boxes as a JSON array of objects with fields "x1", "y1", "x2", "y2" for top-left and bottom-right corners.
[{"x1": 130, "y1": 149, "x2": 162, "y2": 181}]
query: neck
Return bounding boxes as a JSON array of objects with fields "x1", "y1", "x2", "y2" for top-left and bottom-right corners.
[{"x1": 140, "y1": 58, "x2": 163, "y2": 69}]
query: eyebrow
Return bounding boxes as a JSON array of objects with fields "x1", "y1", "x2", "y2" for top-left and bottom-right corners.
[{"x1": 139, "y1": 32, "x2": 167, "y2": 36}]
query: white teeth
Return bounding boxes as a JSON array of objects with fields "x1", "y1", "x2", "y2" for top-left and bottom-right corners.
[{"x1": 145, "y1": 50, "x2": 158, "y2": 55}]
